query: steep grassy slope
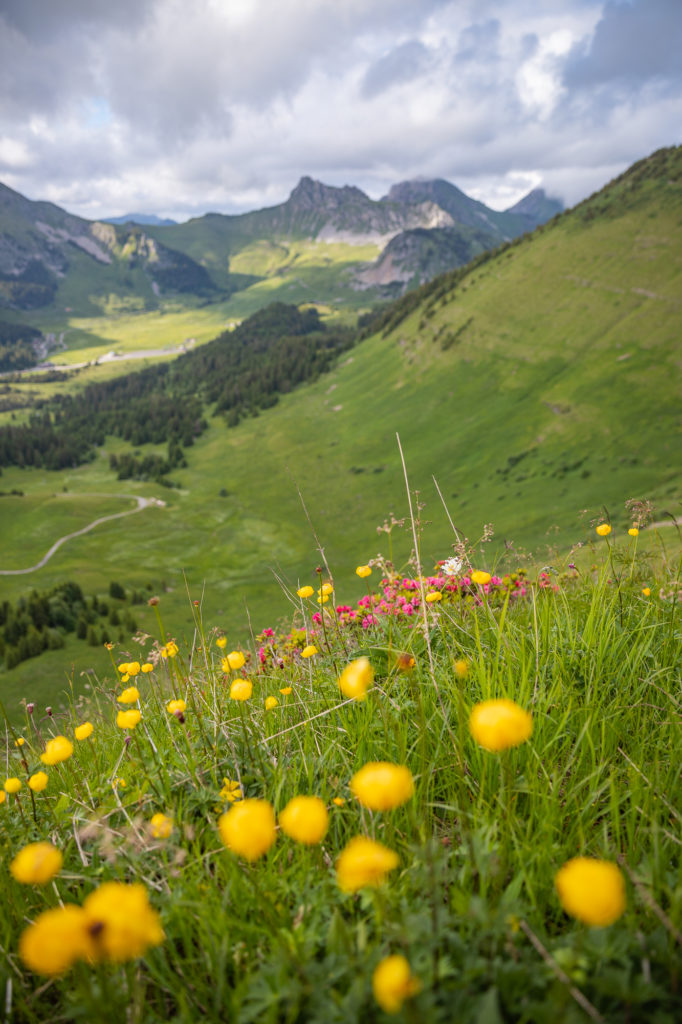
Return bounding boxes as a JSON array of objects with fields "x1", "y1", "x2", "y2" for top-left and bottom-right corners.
[{"x1": 1, "y1": 147, "x2": 680, "y2": 708}]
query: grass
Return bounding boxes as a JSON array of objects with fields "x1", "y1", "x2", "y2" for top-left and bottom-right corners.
[{"x1": 0, "y1": 521, "x2": 679, "y2": 1022}]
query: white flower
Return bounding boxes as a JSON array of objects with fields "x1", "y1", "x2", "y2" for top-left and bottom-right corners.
[{"x1": 442, "y1": 557, "x2": 463, "y2": 575}]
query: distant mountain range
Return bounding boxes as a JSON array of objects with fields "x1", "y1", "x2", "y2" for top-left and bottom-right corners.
[
  {"x1": 0, "y1": 173, "x2": 562, "y2": 325},
  {"x1": 102, "y1": 213, "x2": 177, "y2": 227}
]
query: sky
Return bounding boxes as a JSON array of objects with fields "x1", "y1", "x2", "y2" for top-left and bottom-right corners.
[{"x1": 0, "y1": 0, "x2": 680, "y2": 222}]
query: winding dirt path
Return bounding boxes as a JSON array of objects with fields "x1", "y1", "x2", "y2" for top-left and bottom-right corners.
[{"x1": 0, "y1": 494, "x2": 162, "y2": 575}]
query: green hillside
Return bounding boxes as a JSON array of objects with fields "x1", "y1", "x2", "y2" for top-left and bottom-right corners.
[{"x1": 0, "y1": 146, "x2": 680, "y2": 713}]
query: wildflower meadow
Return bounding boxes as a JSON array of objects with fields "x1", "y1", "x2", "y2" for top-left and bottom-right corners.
[{"x1": 1, "y1": 509, "x2": 680, "y2": 1023}]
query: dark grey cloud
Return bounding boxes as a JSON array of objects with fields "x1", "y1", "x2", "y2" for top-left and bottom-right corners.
[
  {"x1": 0, "y1": 0, "x2": 155, "y2": 42},
  {"x1": 564, "y1": 0, "x2": 682, "y2": 88},
  {"x1": 360, "y1": 40, "x2": 431, "y2": 99}
]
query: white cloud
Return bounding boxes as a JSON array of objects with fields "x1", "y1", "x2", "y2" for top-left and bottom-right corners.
[{"x1": 0, "y1": 0, "x2": 678, "y2": 220}]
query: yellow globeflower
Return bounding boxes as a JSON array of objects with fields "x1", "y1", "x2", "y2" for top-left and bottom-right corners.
[
  {"x1": 317, "y1": 595, "x2": 329, "y2": 605},
  {"x1": 116, "y1": 709, "x2": 141, "y2": 730},
  {"x1": 355, "y1": 565, "x2": 372, "y2": 578},
  {"x1": 126, "y1": 662, "x2": 141, "y2": 677},
  {"x1": 4, "y1": 777, "x2": 21, "y2": 794},
  {"x1": 74, "y1": 722, "x2": 94, "y2": 740},
  {"x1": 166, "y1": 699, "x2": 186, "y2": 714},
  {"x1": 454, "y1": 658, "x2": 469, "y2": 679},
  {"x1": 141, "y1": 662, "x2": 154, "y2": 673},
  {"x1": 297, "y1": 585, "x2": 314, "y2": 598},
  {"x1": 373, "y1": 955, "x2": 421, "y2": 1015},
  {"x1": 160, "y1": 640, "x2": 179, "y2": 658},
  {"x1": 19, "y1": 905, "x2": 92, "y2": 975},
  {"x1": 150, "y1": 813, "x2": 173, "y2": 839},
  {"x1": 218, "y1": 799, "x2": 276, "y2": 860},
  {"x1": 11, "y1": 842, "x2": 63, "y2": 885},
  {"x1": 336, "y1": 836, "x2": 399, "y2": 892},
  {"x1": 555, "y1": 858, "x2": 626, "y2": 926},
  {"x1": 14, "y1": 737, "x2": 25, "y2": 747},
  {"x1": 117, "y1": 686, "x2": 140, "y2": 704},
  {"x1": 301, "y1": 645, "x2": 318, "y2": 658},
  {"x1": 628, "y1": 527, "x2": 639, "y2": 537},
  {"x1": 230, "y1": 678, "x2": 253, "y2": 701},
  {"x1": 264, "y1": 696, "x2": 279, "y2": 711},
  {"x1": 279, "y1": 796, "x2": 329, "y2": 845},
  {"x1": 350, "y1": 762, "x2": 414, "y2": 811},
  {"x1": 28, "y1": 772, "x2": 48, "y2": 792},
  {"x1": 320, "y1": 582, "x2": 334, "y2": 596},
  {"x1": 0, "y1": 791, "x2": 5, "y2": 806},
  {"x1": 83, "y1": 881, "x2": 165, "y2": 962},
  {"x1": 469, "y1": 699, "x2": 532, "y2": 752},
  {"x1": 40, "y1": 736, "x2": 74, "y2": 766},
  {"x1": 279, "y1": 686, "x2": 293, "y2": 695},
  {"x1": 222, "y1": 650, "x2": 246, "y2": 672},
  {"x1": 425, "y1": 591, "x2": 442, "y2": 603},
  {"x1": 117, "y1": 662, "x2": 129, "y2": 674},
  {"x1": 338, "y1": 657, "x2": 374, "y2": 701},
  {"x1": 596, "y1": 523, "x2": 611, "y2": 537},
  {"x1": 470, "y1": 570, "x2": 491, "y2": 585},
  {"x1": 642, "y1": 587, "x2": 651, "y2": 596},
  {"x1": 216, "y1": 636, "x2": 227, "y2": 649}
]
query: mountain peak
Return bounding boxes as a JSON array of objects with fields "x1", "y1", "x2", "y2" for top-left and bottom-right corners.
[
  {"x1": 506, "y1": 188, "x2": 563, "y2": 220},
  {"x1": 288, "y1": 176, "x2": 368, "y2": 210}
]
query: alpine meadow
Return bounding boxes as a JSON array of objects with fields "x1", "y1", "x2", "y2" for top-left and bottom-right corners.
[{"x1": 0, "y1": 142, "x2": 680, "y2": 1024}]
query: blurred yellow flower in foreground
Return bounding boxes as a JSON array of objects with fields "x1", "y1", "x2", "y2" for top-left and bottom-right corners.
[
  {"x1": 230, "y1": 678, "x2": 253, "y2": 701},
  {"x1": 338, "y1": 657, "x2": 374, "y2": 701},
  {"x1": 596, "y1": 523, "x2": 611, "y2": 537},
  {"x1": 351, "y1": 762, "x2": 414, "y2": 811},
  {"x1": 19, "y1": 905, "x2": 91, "y2": 975},
  {"x1": 218, "y1": 799, "x2": 276, "y2": 861},
  {"x1": 150, "y1": 813, "x2": 173, "y2": 839},
  {"x1": 117, "y1": 687, "x2": 140, "y2": 704},
  {"x1": 116, "y1": 709, "x2": 141, "y2": 730},
  {"x1": 372, "y1": 955, "x2": 421, "y2": 1014},
  {"x1": 336, "y1": 836, "x2": 399, "y2": 892},
  {"x1": 469, "y1": 699, "x2": 532, "y2": 752},
  {"x1": 83, "y1": 881, "x2": 165, "y2": 962},
  {"x1": 11, "y1": 842, "x2": 63, "y2": 885},
  {"x1": 4, "y1": 777, "x2": 22, "y2": 793},
  {"x1": 28, "y1": 771, "x2": 48, "y2": 792},
  {"x1": 470, "y1": 570, "x2": 491, "y2": 585},
  {"x1": 355, "y1": 565, "x2": 372, "y2": 578},
  {"x1": 555, "y1": 857, "x2": 625, "y2": 926},
  {"x1": 279, "y1": 795, "x2": 329, "y2": 844},
  {"x1": 40, "y1": 736, "x2": 74, "y2": 766},
  {"x1": 222, "y1": 650, "x2": 245, "y2": 671},
  {"x1": 297, "y1": 585, "x2": 314, "y2": 598},
  {"x1": 74, "y1": 722, "x2": 94, "y2": 740}
]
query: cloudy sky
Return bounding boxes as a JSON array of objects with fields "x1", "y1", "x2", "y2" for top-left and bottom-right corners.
[{"x1": 0, "y1": 0, "x2": 680, "y2": 221}]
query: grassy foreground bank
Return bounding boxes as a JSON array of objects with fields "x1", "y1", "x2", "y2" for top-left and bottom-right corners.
[{"x1": 0, "y1": 519, "x2": 680, "y2": 1023}]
